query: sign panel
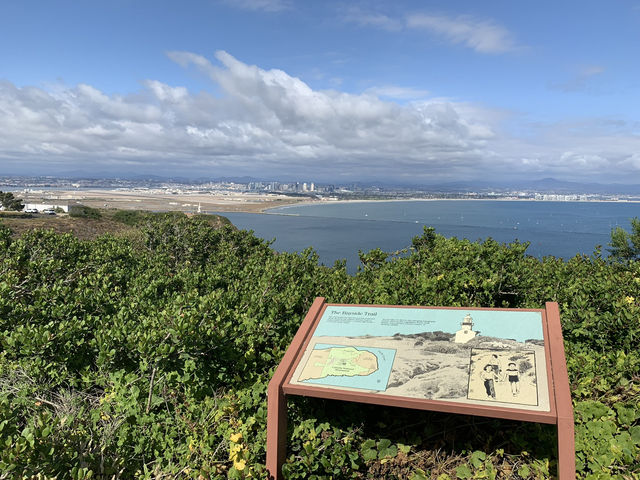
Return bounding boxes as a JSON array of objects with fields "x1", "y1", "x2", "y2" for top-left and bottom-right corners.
[
  {"x1": 267, "y1": 299, "x2": 574, "y2": 480},
  {"x1": 288, "y1": 305, "x2": 550, "y2": 412}
]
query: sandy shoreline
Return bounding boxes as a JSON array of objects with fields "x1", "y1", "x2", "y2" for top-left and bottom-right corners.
[
  {"x1": 18, "y1": 189, "x2": 638, "y2": 216},
  {"x1": 263, "y1": 195, "x2": 640, "y2": 214},
  {"x1": 20, "y1": 189, "x2": 310, "y2": 213}
]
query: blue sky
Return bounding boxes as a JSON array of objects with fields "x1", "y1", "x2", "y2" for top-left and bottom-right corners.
[{"x1": 1, "y1": 0, "x2": 639, "y2": 183}]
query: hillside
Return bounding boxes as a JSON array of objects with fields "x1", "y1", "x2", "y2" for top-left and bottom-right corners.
[
  {"x1": 0, "y1": 215, "x2": 638, "y2": 478},
  {"x1": 0, "y1": 209, "x2": 232, "y2": 239}
]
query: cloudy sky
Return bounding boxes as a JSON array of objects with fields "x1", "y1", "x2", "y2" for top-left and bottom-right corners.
[{"x1": 1, "y1": 0, "x2": 639, "y2": 184}]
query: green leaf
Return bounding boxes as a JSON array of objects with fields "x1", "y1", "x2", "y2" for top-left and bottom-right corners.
[
  {"x1": 377, "y1": 439, "x2": 397, "y2": 459},
  {"x1": 361, "y1": 439, "x2": 378, "y2": 462},
  {"x1": 456, "y1": 464, "x2": 473, "y2": 479},
  {"x1": 517, "y1": 464, "x2": 531, "y2": 477},
  {"x1": 615, "y1": 404, "x2": 639, "y2": 426},
  {"x1": 410, "y1": 469, "x2": 429, "y2": 480},
  {"x1": 470, "y1": 450, "x2": 486, "y2": 468},
  {"x1": 397, "y1": 443, "x2": 411, "y2": 454}
]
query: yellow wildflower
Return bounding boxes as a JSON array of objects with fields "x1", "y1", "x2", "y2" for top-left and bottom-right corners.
[
  {"x1": 228, "y1": 443, "x2": 242, "y2": 460},
  {"x1": 625, "y1": 296, "x2": 635, "y2": 305},
  {"x1": 234, "y1": 459, "x2": 246, "y2": 471},
  {"x1": 230, "y1": 432, "x2": 243, "y2": 443}
]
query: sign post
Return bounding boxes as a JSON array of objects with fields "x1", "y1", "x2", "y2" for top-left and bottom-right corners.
[{"x1": 266, "y1": 298, "x2": 574, "y2": 479}]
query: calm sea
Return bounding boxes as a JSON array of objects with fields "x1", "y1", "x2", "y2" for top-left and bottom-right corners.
[{"x1": 212, "y1": 200, "x2": 640, "y2": 273}]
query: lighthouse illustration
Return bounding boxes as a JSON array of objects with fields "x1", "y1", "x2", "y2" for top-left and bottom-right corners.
[{"x1": 454, "y1": 313, "x2": 477, "y2": 343}]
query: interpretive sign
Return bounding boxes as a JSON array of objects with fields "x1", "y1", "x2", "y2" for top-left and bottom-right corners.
[
  {"x1": 266, "y1": 299, "x2": 574, "y2": 479},
  {"x1": 289, "y1": 306, "x2": 549, "y2": 410}
]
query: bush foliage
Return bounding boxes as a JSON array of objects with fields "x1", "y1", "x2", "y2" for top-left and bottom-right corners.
[
  {"x1": 0, "y1": 191, "x2": 24, "y2": 211},
  {"x1": 69, "y1": 205, "x2": 102, "y2": 219},
  {"x1": 0, "y1": 215, "x2": 638, "y2": 479},
  {"x1": 609, "y1": 217, "x2": 640, "y2": 262}
]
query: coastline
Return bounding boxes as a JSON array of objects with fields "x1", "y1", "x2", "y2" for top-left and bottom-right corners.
[
  {"x1": 264, "y1": 196, "x2": 640, "y2": 214},
  {"x1": 18, "y1": 189, "x2": 307, "y2": 214},
  {"x1": 14, "y1": 188, "x2": 639, "y2": 216}
]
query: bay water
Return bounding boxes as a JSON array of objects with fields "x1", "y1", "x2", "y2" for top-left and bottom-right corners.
[{"x1": 214, "y1": 200, "x2": 640, "y2": 273}]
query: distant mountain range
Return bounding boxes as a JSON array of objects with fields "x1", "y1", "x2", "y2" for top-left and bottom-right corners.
[
  {"x1": 420, "y1": 178, "x2": 640, "y2": 195},
  {"x1": 338, "y1": 177, "x2": 640, "y2": 195}
]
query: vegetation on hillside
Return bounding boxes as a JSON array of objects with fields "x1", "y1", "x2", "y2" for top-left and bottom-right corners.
[
  {"x1": 0, "y1": 213, "x2": 638, "y2": 479},
  {"x1": 609, "y1": 217, "x2": 640, "y2": 262},
  {"x1": 0, "y1": 191, "x2": 24, "y2": 211},
  {"x1": 69, "y1": 205, "x2": 102, "y2": 219},
  {"x1": 0, "y1": 208, "x2": 232, "y2": 240}
]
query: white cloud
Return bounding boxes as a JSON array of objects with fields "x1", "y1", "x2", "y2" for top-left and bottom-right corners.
[
  {"x1": 0, "y1": 53, "x2": 638, "y2": 182},
  {"x1": 490, "y1": 116, "x2": 640, "y2": 181},
  {"x1": 342, "y1": 8, "x2": 520, "y2": 54},
  {"x1": 580, "y1": 65, "x2": 605, "y2": 77},
  {"x1": 550, "y1": 65, "x2": 606, "y2": 93},
  {"x1": 145, "y1": 80, "x2": 189, "y2": 103},
  {"x1": 342, "y1": 7, "x2": 403, "y2": 31},
  {"x1": 406, "y1": 14, "x2": 519, "y2": 54},
  {"x1": 220, "y1": 0, "x2": 290, "y2": 12},
  {"x1": 365, "y1": 86, "x2": 430, "y2": 100}
]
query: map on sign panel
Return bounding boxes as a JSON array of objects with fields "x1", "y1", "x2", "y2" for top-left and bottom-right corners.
[
  {"x1": 297, "y1": 344, "x2": 395, "y2": 391},
  {"x1": 289, "y1": 306, "x2": 550, "y2": 411}
]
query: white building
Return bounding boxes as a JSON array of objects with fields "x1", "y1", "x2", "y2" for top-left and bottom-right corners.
[
  {"x1": 454, "y1": 313, "x2": 477, "y2": 343},
  {"x1": 24, "y1": 203, "x2": 69, "y2": 213}
]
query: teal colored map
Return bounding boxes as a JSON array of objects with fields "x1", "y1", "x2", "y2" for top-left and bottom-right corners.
[{"x1": 298, "y1": 344, "x2": 396, "y2": 391}]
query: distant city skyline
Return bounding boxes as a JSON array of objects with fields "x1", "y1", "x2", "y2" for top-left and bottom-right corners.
[
  {"x1": 4, "y1": 174, "x2": 640, "y2": 200},
  {"x1": 1, "y1": 1, "x2": 639, "y2": 183}
]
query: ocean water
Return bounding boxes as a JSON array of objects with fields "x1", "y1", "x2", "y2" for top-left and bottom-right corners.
[{"x1": 214, "y1": 200, "x2": 640, "y2": 273}]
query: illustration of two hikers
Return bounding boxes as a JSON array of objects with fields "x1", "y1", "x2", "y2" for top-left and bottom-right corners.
[{"x1": 480, "y1": 354, "x2": 520, "y2": 399}]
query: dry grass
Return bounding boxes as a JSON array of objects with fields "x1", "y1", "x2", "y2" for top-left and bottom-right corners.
[
  {"x1": 0, "y1": 210, "x2": 231, "y2": 240},
  {"x1": 20, "y1": 189, "x2": 306, "y2": 213},
  {"x1": 0, "y1": 213, "x2": 133, "y2": 240}
]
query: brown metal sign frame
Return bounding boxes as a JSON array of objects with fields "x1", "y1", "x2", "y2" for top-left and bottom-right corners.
[{"x1": 266, "y1": 298, "x2": 574, "y2": 479}]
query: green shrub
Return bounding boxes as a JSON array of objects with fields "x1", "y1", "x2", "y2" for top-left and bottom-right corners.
[
  {"x1": 0, "y1": 220, "x2": 638, "y2": 478},
  {"x1": 0, "y1": 191, "x2": 24, "y2": 211},
  {"x1": 69, "y1": 205, "x2": 101, "y2": 219},
  {"x1": 111, "y1": 209, "x2": 152, "y2": 225}
]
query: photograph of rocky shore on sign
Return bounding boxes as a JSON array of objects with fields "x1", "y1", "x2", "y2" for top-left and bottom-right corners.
[{"x1": 289, "y1": 306, "x2": 550, "y2": 412}]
